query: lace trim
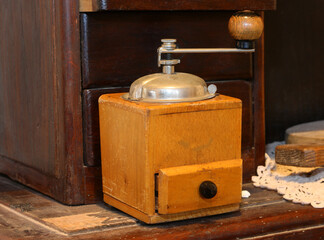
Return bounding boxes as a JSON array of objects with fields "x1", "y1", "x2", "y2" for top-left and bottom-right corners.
[{"x1": 252, "y1": 142, "x2": 324, "y2": 208}]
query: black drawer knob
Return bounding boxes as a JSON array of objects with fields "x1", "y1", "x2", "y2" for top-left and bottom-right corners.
[{"x1": 199, "y1": 181, "x2": 217, "y2": 199}]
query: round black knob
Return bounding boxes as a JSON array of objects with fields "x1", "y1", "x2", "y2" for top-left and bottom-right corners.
[{"x1": 199, "y1": 181, "x2": 217, "y2": 199}]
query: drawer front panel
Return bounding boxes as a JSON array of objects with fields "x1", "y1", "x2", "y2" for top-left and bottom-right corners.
[
  {"x1": 80, "y1": 11, "x2": 252, "y2": 89},
  {"x1": 158, "y1": 159, "x2": 242, "y2": 214}
]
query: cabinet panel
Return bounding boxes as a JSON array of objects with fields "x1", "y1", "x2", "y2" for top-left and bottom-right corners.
[
  {"x1": 80, "y1": 11, "x2": 252, "y2": 89},
  {"x1": 79, "y1": 0, "x2": 276, "y2": 12},
  {"x1": 0, "y1": 0, "x2": 58, "y2": 176},
  {"x1": 83, "y1": 87, "x2": 129, "y2": 166},
  {"x1": 0, "y1": 0, "x2": 86, "y2": 204}
]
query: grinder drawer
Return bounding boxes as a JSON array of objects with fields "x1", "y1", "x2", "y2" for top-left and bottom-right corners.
[{"x1": 157, "y1": 159, "x2": 242, "y2": 214}]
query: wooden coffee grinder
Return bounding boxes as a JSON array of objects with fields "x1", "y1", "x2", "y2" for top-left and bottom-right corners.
[{"x1": 99, "y1": 11, "x2": 264, "y2": 224}]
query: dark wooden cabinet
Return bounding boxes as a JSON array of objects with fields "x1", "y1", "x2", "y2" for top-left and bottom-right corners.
[{"x1": 0, "y1": 0, "x2": 275, "y2": 205}]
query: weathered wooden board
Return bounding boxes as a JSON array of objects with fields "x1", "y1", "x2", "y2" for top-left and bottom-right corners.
[
  {"x1": 0, "y1": 0, "x2": 90, "y2": 205},
  {"x1": 0, "y1": 175, "x2": 136, "y2": 236},
  {"x1": 276, "y1": 121, "x2": 324, "y2": 167},
  {"x1": 1, "y1": 175, "x2": 324, "y2": 239},
  {"x1": 276, "y1": 144, "x2": 324, "y2": 167}
]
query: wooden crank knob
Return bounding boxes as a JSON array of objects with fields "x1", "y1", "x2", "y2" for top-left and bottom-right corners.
[{"x1": 228, "y1": 10, "x2": 264, "y2": 49}]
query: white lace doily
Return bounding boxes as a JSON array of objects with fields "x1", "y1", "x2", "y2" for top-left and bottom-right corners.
[{"x1": 252, "y1": 142, "x2": 324, "y2": 208}]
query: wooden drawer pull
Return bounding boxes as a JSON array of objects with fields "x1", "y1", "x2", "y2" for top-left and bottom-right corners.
[{"x1": 199, "y1": 181, "x2": 218, "y2": 199}]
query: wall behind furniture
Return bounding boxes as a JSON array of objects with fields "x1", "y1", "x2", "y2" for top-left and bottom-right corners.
[{"x1": 265, "y1": 0, "x2": 324, "y2": 142}]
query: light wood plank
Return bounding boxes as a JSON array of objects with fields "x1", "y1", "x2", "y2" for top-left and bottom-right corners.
[
  {"x1": 99, "y1": 97, "x2": 149, "y2": 214},
  {"x1": 79, "y1": 0, "x2": 99, "y2": 12}
]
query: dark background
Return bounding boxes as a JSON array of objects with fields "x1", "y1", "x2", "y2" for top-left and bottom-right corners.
[{"x1": 265, "y1": 0, "x2": 324, "y2": 142}]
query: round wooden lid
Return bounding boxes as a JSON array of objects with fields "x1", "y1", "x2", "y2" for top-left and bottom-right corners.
[{"x1": 285, "y1": 120, "x2": 324, "y2": 144}]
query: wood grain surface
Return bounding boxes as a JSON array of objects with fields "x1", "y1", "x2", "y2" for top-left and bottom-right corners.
[
  {"x1": 0, "y1": 0, "x2": 89, "y2": 205},
  {"x1": 79, "y1": 0, "x2": 276, "y2": 11},
  {"x1": 0, "y1": 0, "x2": 57, "y2": 176},
  {"x1": 228, "y1": 11, "x2": 264, "y2": 40},
  {"x1": 276, "y1": 121, "x2": 324, "y2": 167},
  {"x1": 147, "y1": 97, "x2": 242, "y2": 171},
  {"x1": 1, "y1": 175, "x2": 323, "y2": 240},
  {"x1": 99, "y1": 96, "x2": 149, "y2": 214},
  {"x1": 276, "y1": 144, "x2": 324, "y2": 167}
]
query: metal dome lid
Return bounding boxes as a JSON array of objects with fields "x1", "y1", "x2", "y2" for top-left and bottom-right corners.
[{"x1": 122, "y1": 58, "x2": 217, "y2": 103}]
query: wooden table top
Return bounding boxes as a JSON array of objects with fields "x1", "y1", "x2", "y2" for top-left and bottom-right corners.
[{"x1": 0, "y1": 174, "x2": 323, "y2": 239}]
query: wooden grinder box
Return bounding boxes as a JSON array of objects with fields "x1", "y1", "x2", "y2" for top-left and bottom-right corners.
[{"x1": 99, "y1": 93, "x2": 242, "y2": 223}]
